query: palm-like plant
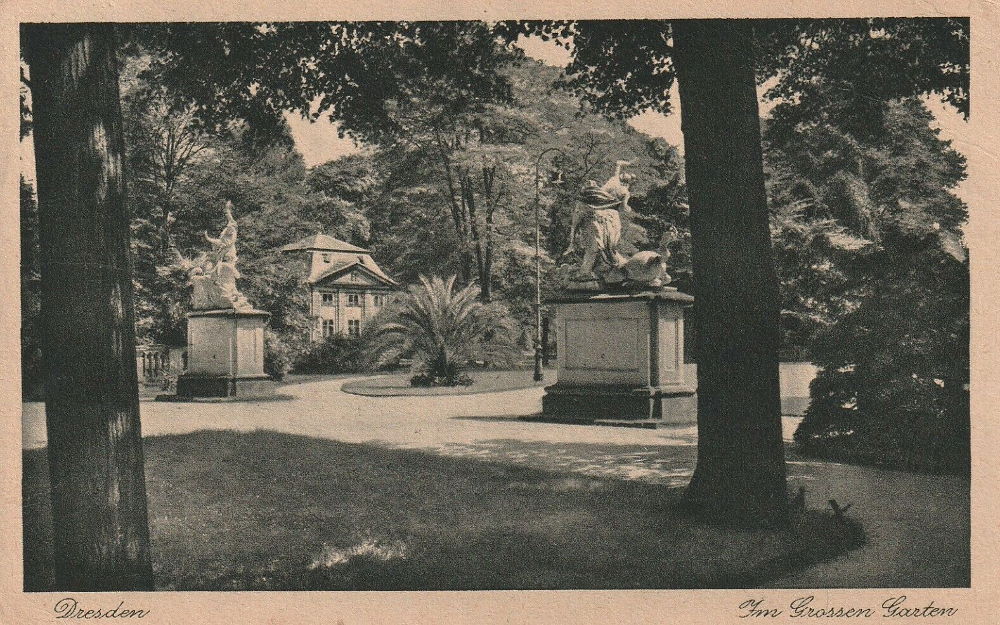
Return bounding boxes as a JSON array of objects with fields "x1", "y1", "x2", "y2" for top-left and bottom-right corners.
[{"x1": 366, "y1": 275, "x2": 518, "y2": 385}]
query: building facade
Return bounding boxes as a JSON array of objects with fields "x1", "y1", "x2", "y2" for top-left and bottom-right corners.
[{"x1": 279, "y1": 234, "x2": 398, "y2": 341}]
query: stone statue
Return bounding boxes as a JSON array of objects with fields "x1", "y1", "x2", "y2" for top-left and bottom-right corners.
[
  {"x1": 563, "y1": 161, "x2": 675, "y2": 290},
  {"x1": 174, "y1": 201, "x2": 252, "y2": 311},
  {"x1": 564, "y1": 160, "x2": 634, "y2": 280}
]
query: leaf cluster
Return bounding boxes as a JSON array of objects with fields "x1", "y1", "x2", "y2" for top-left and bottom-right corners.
[{"x1": 365, "y1": 275, "x2": 519, "y2": 377}]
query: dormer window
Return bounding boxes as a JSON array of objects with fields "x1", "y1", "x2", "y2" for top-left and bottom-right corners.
[{"x1": 321, "y1": 253, "x2": 331, "y2": 263}]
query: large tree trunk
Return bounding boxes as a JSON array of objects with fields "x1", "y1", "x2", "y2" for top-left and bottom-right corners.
[
  {"x1": 671, "y1": 20, "x2": 788, "y2": 526},
  {"x1": 24, "y1": 23, "x2": 155, "y2": 589}
]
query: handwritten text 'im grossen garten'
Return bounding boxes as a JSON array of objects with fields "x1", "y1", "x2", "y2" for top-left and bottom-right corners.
[{"x1": 739, "y1": 596, "x2": 957, "y2": 618}]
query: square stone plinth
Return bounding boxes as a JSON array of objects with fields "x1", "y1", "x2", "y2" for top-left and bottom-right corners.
[
  {"x1": 542, "y1": 290, "x2": 696, "y2": 423},
  {"x1": 176, "y1": 308, "x2": 275, "y2": 398},
  {"x1": 175, "y1": 373, "x2": 276, "y2": 398}
]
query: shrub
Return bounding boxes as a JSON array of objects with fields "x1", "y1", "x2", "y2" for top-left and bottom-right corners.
[
  {"x1": 264, "y1": 330, "x2": 297, "y2": 381},
  {"x1": 366, "y1": 275, "x2": 518, "y2": 387},
  {"x1": 293, "y1": 333, "x2": 366, "y2": 375},
  {"x1": 410, "y1": 365, "x2": 474, "y2": 387},
  {"x1": 160, "y1": 372, "x2": 179, "y2": 393},
  {"x1": 796, "y1": 369, "x2": 969, "y2": 475},
  {"x1": 794, "y1": 233, "x2": 969, "y2": 475}
]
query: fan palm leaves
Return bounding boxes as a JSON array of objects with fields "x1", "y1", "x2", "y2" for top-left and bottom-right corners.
[{"x1": 366, "y1": 275, "x2": 517, "y2": 383}]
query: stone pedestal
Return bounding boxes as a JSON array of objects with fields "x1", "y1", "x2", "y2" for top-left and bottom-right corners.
[
  {"x1": 542, "y1": 289, "x2": 696, "y2": 423},
  {"x1": 176, "y1": 308, "x2": 275, "y2": 398}
]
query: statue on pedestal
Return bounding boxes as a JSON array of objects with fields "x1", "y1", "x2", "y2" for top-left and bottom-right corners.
[
  {"x1": 563, "y1": 161, "x2": 674, "y2": 290},
  {"x1": 165, "y1": 201, "x2": 275, "y2": 399},
  {"x1": 174, "y1": 201, "x2": 252, "y2": 311}
]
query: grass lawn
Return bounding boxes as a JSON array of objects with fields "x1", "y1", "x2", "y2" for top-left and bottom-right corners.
[
  {"x1": 341, "y1": 367, "x2": 554, "y2": 397},
  {"x1": 23, "y1": 430, "x2": 861, "y2": 591}
]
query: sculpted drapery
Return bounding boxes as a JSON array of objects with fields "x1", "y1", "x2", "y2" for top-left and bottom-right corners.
[{"x1": 564, "y1": 161, "x2": 673, "y2": 289}]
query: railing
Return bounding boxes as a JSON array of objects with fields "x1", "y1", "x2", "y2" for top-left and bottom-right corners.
[{"x1": 136, "y1": 345, "x2": 185, "y2": 384}]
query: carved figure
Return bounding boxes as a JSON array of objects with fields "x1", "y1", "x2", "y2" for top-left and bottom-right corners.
[
  {"x1": 564, "y1": 160, "x2": 635, "y2": 279},
  {"x1": 605, "y1": 229, "x2": 677, "y2": 288},
  {"x1": 562, "y1": 160, "x2": 678, "y2": 290},
  {"x1": 174, "y1": 201, "x2": 252, "y2": 310}
]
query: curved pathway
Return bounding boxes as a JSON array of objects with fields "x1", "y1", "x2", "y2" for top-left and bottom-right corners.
[{"x1": 21, "y1": 374, "x2": 969, "y2": 587}]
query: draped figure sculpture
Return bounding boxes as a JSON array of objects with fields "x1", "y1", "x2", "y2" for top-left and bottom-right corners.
[
  {"x1": 564, "y1": 161, "x2": 673, "y2": 290},
  {"x1": 564, "y1": 159, "x2": 633, "y2": 279},
  {"x1": 174, "y1": 201, "x2": 252, "y2": 311}
]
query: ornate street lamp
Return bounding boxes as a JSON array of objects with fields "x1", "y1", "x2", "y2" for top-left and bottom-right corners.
[{"x1": 532, "y1": 147, "x2": 565, "y2": 382}]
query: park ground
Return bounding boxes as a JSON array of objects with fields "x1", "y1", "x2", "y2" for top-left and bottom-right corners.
[{"x1": 21, "y1": 370, "x2": 969, "y2": 590}]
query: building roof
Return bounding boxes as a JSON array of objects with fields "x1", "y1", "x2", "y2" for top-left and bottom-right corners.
[
  {"x1": 279, "y1": 233, "x2": 369, "y2": 254},
  {"x1": 309, "y1": 258, "x2": 399, "y2": 287}
]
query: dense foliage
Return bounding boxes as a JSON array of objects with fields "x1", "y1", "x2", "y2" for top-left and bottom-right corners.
[
  {"x1": 292, "y1": 334, "x2": 367, "y2": 376},
  {"x1": 358, "y1": 59, "x2": 687, "y2": 324},
  {"x1": 498, "y1": 19, "x2": 968, "y2": 119},
  {"x1": 116, "y1": 49, "x2": 372, "y2": 357},
  {"x1": 767, "y1": 89, "x2": 970, "y2": 474},
  {"x1": 20, "y1": 176, "x2": 42, "y2": 398}
]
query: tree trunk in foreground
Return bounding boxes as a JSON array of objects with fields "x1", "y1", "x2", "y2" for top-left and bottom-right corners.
[
  {"x1": 24, "y1": 23, "x2": 154, "y2": 590},
  {"x1": 672, "y1": 19, "x2": 788, "y2": 526}
]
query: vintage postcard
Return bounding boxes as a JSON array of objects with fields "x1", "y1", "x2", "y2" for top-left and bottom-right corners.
[{"x1": 2, "y1": 1, "x2": 997, "y2": 623}]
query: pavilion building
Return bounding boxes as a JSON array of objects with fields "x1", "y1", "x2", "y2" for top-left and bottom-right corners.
[{"x1": 279, "y1": 234, "x2": 398, "y2": 341}]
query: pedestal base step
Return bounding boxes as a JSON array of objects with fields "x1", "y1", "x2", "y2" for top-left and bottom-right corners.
[
  {"x1": 593, "y1": 418, "x2": 663, "y2": 429},
  {"x1": 174, "y1": 374, "x2": 276, "y2": 399},
  {"x1": 542, "y1": 383, "x2": 696, "y2": 424}
]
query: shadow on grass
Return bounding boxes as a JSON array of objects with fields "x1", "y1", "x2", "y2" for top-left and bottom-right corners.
[
  {"x1": 24, "y1": 430, "x2": 861, "y2": 591},
  {"x1": 412, "y1": 436, "x2": 699, "y2": 487}
]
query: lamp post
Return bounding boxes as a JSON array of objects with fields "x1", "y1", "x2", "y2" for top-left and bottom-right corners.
[{"x1": 532, "y1": 147, "x2": 564, "y2": 382}]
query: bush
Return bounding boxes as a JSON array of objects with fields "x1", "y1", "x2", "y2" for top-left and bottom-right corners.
[
  {"x1": 264, "y1": 331, "x2": 297, "y2": 381},
  {"x1": 293, "y1": 333, "x2": 365, "y2": 375},
  {"x1": 410, "y1": 363, "x2": 474, "y2": 388},
  {"x1": 795, "y1": 369, "x2": 969, "y2": 475},
  {"x1": 794, "y1": 236, "x2": 969, "y2": 475},
  {"x1": 160, "y1": 372, "x2": 179, "y2": 393}
]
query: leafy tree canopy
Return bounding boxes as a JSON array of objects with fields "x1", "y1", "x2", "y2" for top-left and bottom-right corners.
[
  {"x1": 497, "y1": 19, "x2": 968, "y2": 119},
  {"x1": 129, "y1": 22, "x2": 519, "y2": 144}
]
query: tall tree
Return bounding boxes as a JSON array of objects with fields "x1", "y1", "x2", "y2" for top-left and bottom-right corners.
[
  {"x1": 22, "y1": 23, "x2": 154, "y2": 590},
  {"x1": 120, "y1": 52, "x2": 213, "y2": 257},
  {"x1": 671, "y1": 20, "x2": 786, "y2": 523}
]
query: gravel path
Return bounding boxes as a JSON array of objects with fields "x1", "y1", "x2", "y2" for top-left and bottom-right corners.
[{"x1": 21, "y1": 373, "x2": 969, "y2": 587}]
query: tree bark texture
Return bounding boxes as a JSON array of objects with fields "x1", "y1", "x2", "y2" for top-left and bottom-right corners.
[
  {"x1": 671, "y1": 20, "x2": 788, "y2": 525},
  {"x1": 24, "y1": 23, "x2": 154, "y2": 589}
]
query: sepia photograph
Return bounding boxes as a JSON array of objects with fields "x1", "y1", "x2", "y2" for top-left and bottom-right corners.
[{"x1": 6, "y1": 4, "x2": 993, "y2": 622}]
